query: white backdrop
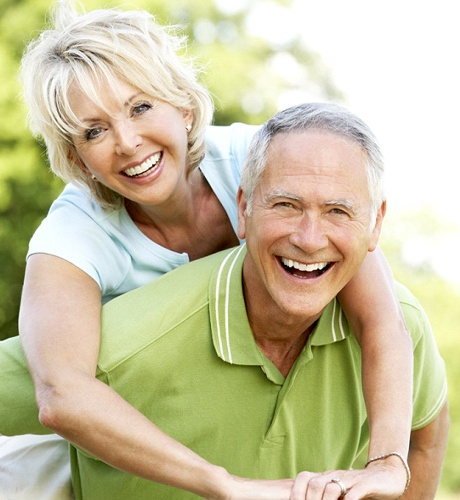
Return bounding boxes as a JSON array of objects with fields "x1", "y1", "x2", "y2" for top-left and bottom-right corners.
[{"x1": 244, "y1": 0, "x2": 460, "y2": 284}]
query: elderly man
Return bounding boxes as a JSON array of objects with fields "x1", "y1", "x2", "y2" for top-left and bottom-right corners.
[{"x1": 0, "y1": 103, "x2": 448, "y2": 499}]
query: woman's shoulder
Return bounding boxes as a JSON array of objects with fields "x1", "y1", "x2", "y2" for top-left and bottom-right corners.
[
  {"x1": 48, "y1": 183, "x2": 111, "y2": 222},
  {"x1": 27, "y1": 184, "x2": 131, "y2": 292},
  {"x1": 204, "y1": 123, "x2": 260, "y2": 159}
]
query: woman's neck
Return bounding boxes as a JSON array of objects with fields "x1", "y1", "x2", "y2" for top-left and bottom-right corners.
[{"x1": 125, "y1": 170, "x2": 239, "y2": 259}]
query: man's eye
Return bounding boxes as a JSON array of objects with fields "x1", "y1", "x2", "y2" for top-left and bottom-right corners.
[
  {"x1": 275, "y1": 202, "x2": 294, "y2": 209},
  {"x1": 330, "y1": 208, "x2": 349, "y2": 216}
]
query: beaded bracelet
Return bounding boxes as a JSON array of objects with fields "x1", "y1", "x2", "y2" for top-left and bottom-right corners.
[{"x1": 365, "y1": 452, "x2": 411, "y2": 494}]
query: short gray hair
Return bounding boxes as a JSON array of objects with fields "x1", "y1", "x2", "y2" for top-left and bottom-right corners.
[
  {"x1": 20, "y1": 1, "x2": 213, "y2": 209},
  {"x1": 240, "y1": 102, "x2": 385, "y2": 221}
]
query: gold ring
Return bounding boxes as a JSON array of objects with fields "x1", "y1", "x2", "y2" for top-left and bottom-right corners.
[{"x1": 330, "y1": 477, "x2": 347, "y2": 496}]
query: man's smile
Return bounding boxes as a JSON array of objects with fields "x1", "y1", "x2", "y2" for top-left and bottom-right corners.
[{"x1": 279, "y1": 257, "x2": 333, "y2": 278}]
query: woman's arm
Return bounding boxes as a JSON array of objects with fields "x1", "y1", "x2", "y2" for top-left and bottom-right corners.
[
  {"x1": 18, "y1": 254, "x2": 292, "y2": 499},
  {"x1": 338, "y1": 248, "x2": 414, "y2": 462}
]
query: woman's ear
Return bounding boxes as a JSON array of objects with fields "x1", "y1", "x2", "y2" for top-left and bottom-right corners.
[{"x1": 182, "y1": 108, "x2": 193, "y2": 130}]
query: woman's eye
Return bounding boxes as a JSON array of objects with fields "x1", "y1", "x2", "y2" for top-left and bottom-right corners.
[
  {"x1": 85, "y1": 127, "x2": 103, "y2": 141},
  {"x1": 133, "y1": 103, "x2": 152, "y2": 116}
]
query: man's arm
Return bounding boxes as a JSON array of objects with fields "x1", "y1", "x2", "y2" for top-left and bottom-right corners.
[
  {"x1": 404, "y1": 402, "x2": 450, "y2": 499},
  {"x1": 290, "y1": 403, "x2": 449, "y2": 500}
]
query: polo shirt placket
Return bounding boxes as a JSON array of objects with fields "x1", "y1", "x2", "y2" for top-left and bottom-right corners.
[{"x1": 208, "y1": 245, "x2": 367, "y2": 477}]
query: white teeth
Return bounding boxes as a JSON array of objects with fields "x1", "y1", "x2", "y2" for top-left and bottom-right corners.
[
  {"x1": 281, "y1": 257, "x2": 328, "y2": 272},
  {"x1": 124, "y1": 152, "x2": 162, "y2": 177}
]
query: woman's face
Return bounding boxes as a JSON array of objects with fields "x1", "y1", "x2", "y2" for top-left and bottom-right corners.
[{"x1": 69, "y1": 77, "x2": 193, "y2": 209}]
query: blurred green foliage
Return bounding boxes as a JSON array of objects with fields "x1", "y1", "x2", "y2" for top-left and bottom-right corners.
[
  {"x1": 0, "y1": 0, "x2": 458, "y2": 494},
  {"x1": 381, "y1": 213, "x2": 460, "y2": 494},
  {"x1": 0, "y1": 0, "x2": 341, "y2": 341}
]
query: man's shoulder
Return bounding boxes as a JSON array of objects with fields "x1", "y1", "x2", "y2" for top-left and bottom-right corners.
[
  {"x1": 97, "y1": 249, "x2": 238, "y2": 373},
  {"x1": 104, "y1": 248, "x2": 234, "y2": 312}
]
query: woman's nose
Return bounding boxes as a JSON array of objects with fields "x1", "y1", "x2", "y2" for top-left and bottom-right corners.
[{"x1": 113, "y1": 121, "x2": 142, "y2": 156}]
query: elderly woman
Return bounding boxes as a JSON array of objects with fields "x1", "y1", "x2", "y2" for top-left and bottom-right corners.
[{"x1": 0, "y1": 2, "x2": 413, "y2": 498}]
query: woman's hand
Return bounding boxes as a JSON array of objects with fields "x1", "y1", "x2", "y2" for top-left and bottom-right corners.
[{"x1": 290, "y1": 457, "x2": 408, "y2": 500}]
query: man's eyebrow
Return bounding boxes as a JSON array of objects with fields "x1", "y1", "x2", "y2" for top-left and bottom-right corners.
[
  {"x1": 266, "y1": 190, "x2": 302, "y2": 202},
  {"x1": 324, "y1": 199, "x2": 355, "y2": 212}
]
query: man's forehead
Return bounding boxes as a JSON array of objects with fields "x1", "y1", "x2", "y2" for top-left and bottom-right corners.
[
  {"x1": 255, "y1": 131, "x2": 371, "y2": 209},
  {"x1": 263, "y1": 131, "x2": 368, "y2": 181}
]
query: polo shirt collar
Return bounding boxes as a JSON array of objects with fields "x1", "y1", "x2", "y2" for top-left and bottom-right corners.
[{"x1": 209, "y1": 245, "x2": 351, "y2": 367}]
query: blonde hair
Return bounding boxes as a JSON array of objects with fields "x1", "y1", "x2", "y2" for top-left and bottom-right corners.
[{"x1": 21, "y1": 1, "x2": 213, "y2": 209}]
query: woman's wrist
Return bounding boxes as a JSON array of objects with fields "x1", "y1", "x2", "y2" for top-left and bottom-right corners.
[{"x1": 365, "y1": 451, "x2": 411, "y2": 496}]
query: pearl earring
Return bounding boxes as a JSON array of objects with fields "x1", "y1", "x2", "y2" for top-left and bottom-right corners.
[
  {"x1": 91, "y1": 175, "x2": 97, "y2": 181},
  {"x1": 185, "y1": 124, "x2": 192, "y2": 133}
]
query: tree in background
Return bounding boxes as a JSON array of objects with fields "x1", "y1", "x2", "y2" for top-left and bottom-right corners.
[
  {"x1": 380, "y1": 211, "x2": 460, "y2": 496},
  {"x1": 0, "y1": 0, "x2": 341, "y2": 340},
  {"x1": 0, "y1": 0, "x2": 458, "y2": 496}
]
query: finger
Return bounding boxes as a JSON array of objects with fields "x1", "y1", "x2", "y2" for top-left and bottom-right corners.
[
  {"x1": 290, "y1": 471, "x2": 315, "y2": 500},
  {"x1": 305, "y1": 474, "x2": 348, "y2": 500},
  {"x1": 339, "y1": 466, "x2": 405, "y2": 500},
  {"x1": 325, "y1": 478, "x2": 348, "y2": 499}
]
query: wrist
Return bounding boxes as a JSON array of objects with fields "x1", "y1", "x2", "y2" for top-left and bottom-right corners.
[
  {"x1": 198, "y1": 465, "x2": 234, "y2": 500},
  {"x1": 365, "y1": 451, "x2": 411, "y2": 496}
]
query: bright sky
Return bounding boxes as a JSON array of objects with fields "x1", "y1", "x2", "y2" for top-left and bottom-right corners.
[
  {"x1": 290, "y1": 0, "x2": 459, "y2": 222},
  {"x1": 244, "y1": 0, "x2": 460, "y2": 284}
]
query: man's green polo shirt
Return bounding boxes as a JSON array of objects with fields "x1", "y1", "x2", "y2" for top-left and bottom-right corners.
[{"x1": 70, "y1": 245, "x2": 447, "y2": 499}]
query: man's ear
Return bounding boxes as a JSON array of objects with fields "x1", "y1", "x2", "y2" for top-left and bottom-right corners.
[
  {"x1": 236, "y1": 187, "x2": 248, "y2": 240},
  {"x1": 368, "y1": 201, "x2": 386, "y2": 252}
]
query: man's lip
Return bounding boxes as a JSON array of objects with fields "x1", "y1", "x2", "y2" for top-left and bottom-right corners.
[
  {"x1": 277, "y1": 256, "x2": 334, "y2": 278},
  {"x1": 280, "y1": 257, "x2": 329, "y2": 272}
]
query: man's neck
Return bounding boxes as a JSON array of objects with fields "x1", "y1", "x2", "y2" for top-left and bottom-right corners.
[
  {"x1": 253, "y1": 327, "x2": 314, "y2": 377},
  {"x1": 240, "y1": 259, "x2": 322, "y2": 376}
]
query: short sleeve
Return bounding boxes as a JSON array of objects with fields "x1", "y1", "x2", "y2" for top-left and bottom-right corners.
[
  {"x1": 27, "y1": 186, "x2": 130, "y2": 294},
  {"x1": 397, "y1": 284, "x2": 448, "y2": 430}
]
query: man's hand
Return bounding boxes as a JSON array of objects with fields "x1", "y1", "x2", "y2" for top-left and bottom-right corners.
[{"x1": 221, "y1": 475, "x2": 293, "y2": 499}]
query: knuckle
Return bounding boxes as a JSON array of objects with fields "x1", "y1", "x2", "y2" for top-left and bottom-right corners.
[{"x1": 307, "y1": 476, "x2": 324, "y2": 491}]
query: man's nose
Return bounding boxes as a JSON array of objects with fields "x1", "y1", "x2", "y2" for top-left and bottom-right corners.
[
  {"x1": 288, "y1": 213, "x2": 328, "y2": 253},
  {"x1": 114, "y1": 121, "x2": 142, "y2": 156}
]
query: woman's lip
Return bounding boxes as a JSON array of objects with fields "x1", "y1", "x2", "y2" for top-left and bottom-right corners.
[
  {"x1": 123, "y1": 151, "x2": 162, "y2": 171},
  {"x1": 124, "y1": 154, "x2": 165, "y2": 183}
]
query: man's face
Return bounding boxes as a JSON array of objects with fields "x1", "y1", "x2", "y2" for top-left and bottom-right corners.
[{"x1": 237, "y1": 130, "x2": 385, "y2": 326}]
